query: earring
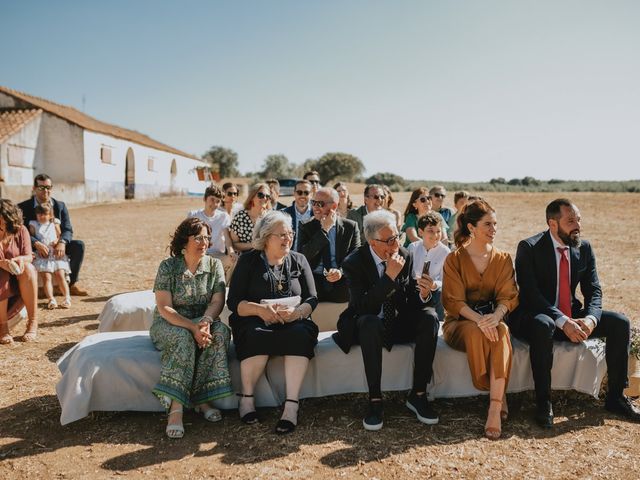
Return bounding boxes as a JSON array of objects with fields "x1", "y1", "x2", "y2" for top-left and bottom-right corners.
[
  {"x1": 469, "y1": 231, "x2": 475, "y2": 239},
  {"x1": 181, "y1": 248, "x2": 186, "y2": 255}
]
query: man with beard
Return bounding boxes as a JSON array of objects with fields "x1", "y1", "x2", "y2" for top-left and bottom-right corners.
[
  {"x1": 347, "y1": 184, "x2": 386, "y2": 238},
  {"x1": 509, "y1": 198, "x2": 639, "y2": 428}
]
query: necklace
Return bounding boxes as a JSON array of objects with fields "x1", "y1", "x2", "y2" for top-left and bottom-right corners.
[{"x1": 262, "y1": 253, "x2": 290, "y2": 295}]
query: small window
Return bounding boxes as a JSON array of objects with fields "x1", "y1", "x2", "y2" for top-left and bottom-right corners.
[
  {"x1": 100, "y1": 146, "x2": 113, "y2": 164},
  {"x1": 147, "y1": 157, "x2": 156, "y2": 172}
]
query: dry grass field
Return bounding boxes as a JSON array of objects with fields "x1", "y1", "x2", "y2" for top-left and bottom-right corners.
[{"x1": 0, "y1": 191, "x2": 638, "y2": 479}]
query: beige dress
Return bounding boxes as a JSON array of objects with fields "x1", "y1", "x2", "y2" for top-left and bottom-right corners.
[{"x1": 442, "y1": 247, "x2": 519, "y2": 391}]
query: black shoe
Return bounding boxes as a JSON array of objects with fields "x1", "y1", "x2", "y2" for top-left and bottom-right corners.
[
  {"x1": 605, "y1": 395, "x2": 640, "y2": 421},
  {"x1": 237, "y1": 393, "x2": 259, "y2": 425},
  {"x1": 363, "y1": 401, "x2": 384, "y2": 431},
  {"x1": 535, "y1": 400, "x2": 554, "y2": 428},
  {"x1": 275, "y1": 399, "x2": 299, "y2": 434},
  {"x1": 406, "y1": 393, "x2": 439, "y2": 425}
]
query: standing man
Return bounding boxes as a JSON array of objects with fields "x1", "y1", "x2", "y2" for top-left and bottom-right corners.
[
  {"x1": 18, "y1": 174, "x2": 88, "y2": 296},
  {"x1": 303, "y1": 170, "x2": 321, "y2": 195},
  {"x1": 266, "y1": 178, "x2": 287, "y2": 210},
  {"x1": 347, "y1": 184, "x2": 386, "y2": 238},
  {"x1": 283, "y1": 179, "x2": 313, "y2": 250},
  {"x1": 510, "y1": 198, "x2": 639, "y2": 428},
  {"x1": 297, "y1": 187, "x2": 360, "y2": 302},
  {"x1": 332, "y1": 210, "x2": 440, "y2": 430}
]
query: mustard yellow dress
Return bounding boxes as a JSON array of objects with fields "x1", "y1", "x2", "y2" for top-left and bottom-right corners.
[{"x1": 442, "y1": 247, "x2": 519, "y2": 391}]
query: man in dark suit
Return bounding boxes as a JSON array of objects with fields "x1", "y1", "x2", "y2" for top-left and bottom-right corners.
[
  {"x1": 332, "y1": 210, "x2": 440, "y2": 431},
  {"x1": 18, "y1": 174, "x2": 88, "y2": 296},
  {"x1": 283, "y1": 179, "x2": 313, "y2": 250},
  {"x1": 347, "y1": 184, "x2": 386, "y2": 238},
  {"x1": 296, "y1": 187, "x2": 360, "y2": 302},
  {"x1": 510, "y1": 198, "x2": 639, "y2": 428}
]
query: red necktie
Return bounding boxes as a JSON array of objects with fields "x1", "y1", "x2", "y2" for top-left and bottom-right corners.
[{"x1": 557, "y1": 247, "x2": 571, "y2": 317}]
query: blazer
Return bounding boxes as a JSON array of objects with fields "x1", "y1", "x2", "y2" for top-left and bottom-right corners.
[
  {"x1": 346, "y1": 205, "x2": 368, "y2": 237},
  {"x1": 513, "y1": 230, "x2": 602, "y2": 322},
  {"x1": 17, "y1": 196, "x2": 74, "y2": 248},
  {"x1": 332, "y1": 244, "x2": 435, "y2": 353},
  {"x1": 296, "y1": 216, "x2": 361, "y2": 271},
  {"x1": 283, "y1": 203, "x2": 312, "y2": 247}
]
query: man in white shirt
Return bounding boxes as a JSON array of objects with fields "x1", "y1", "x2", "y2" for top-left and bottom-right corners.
[{"x1": 283, "y1": 180, "x2": 313, "y2": 250}]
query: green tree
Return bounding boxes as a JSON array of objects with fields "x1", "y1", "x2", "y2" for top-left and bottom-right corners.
[
  {"x1": 202, "y1": 146, "x2": 240, "y2": 178},
  {"x1": 314, "y1": 152, "x2": 365, "y2": 183},
  {"x1": 365, "y1": 172, "x2": 407, "y2": 189},
  {"x1": 259, "y1": 154, "x2": 294, "y2": 178}
]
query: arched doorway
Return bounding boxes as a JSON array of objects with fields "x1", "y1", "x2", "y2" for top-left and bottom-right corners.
[
  {"x1": 125, "y1": 148, "x2": 135, "y2": 199},
  {"x1": 170, "y1": 159, "x2": 177, "y2": 194}
]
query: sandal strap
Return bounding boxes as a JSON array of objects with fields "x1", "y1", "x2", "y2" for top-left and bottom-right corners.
[
  {"x1": 285, "y1": 399, "x2": 299, "y2": 404},
  {"x1": 168, "y1": 408, "x2": 183, "y2": 415},
  {"x1": 237, "y1": 393, "x2": 254, "y2": 398}
]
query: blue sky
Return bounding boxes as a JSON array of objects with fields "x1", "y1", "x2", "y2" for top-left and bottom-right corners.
[{"x1": 4, "y1": 0, "x2": 640, "y2": 181}]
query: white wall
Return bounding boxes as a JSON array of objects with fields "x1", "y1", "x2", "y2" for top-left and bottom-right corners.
[
  {"x1": 0, "y1": 114, "x2": 42, "y2": 201},
  {"x1": 83, "y1": 131, "x2": 207, "y2": 202}
]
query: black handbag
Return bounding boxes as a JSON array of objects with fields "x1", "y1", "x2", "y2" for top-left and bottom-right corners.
[{"x1": 471, "y1": 300, "x2": 495, "y2": 316}]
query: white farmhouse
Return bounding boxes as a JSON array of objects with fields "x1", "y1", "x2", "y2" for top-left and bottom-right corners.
[{"x1": 0, "y1": 86, "x2": 209, "y2": 204}]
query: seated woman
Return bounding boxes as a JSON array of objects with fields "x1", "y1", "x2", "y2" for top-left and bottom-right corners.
[
  {"x1": 333, "y1": 182, "x2": 353, "y2": 218},
  {"x1": 220, "y1": 182, "x2": 243, "y2": 218},
  {"x1": 402, "y1": 187, "x2": 431, "y2": 247},
  {"x1": 229, "y1": 183, "x2": 272, "y2": 253},
  {"x1": 227, "y1": 210, "x2": 319, "y2": 434},
  {"x1": 442, "y1": 200, "x2": 518, "y2": 440},
  {"x1": 150, "y1": 217, "x2": 233, "y2": 439},
  {"x1": 0, "y1": 199, "x2": 38, "y2": 344}
]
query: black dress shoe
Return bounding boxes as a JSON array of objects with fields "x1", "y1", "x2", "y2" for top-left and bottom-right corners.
[
  {"x1": 535, "y1": 400, "x2": 554, "y2": 428},
  {"x1": 363, "y1": 401, "x2": 384, "y2": 431},
  {"x1": 605, "y1": 395, "x2": 640, "y2": 421}
]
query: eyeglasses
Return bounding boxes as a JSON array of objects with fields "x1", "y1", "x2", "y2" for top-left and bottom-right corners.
[
  {"x1": 372, "y1": 234, "x2": 400, "y2": 246},
  {"x1": 256, "y1": 191, "x2": 272, "y2": 200},
  {"x1": 36, "y1": 185, "x2": 53, "y2": 191},
  {"x1": 193, "y1": 235, "x2": 212, "y2": 244},
  {"x1": 226, "y1": 191, "x2": 238, "y2": 197},
  {"x1": 311, "y1": 200, "x2": 332, "y2": 208},
  {"x1": 433, "y1": 192, "x2": 446, "y2": 199},
  {"x1": 271, "y1": 231, "x2": 294, "y2": 240},
  {"x1": 366, "y1": 194, "x2": 387, "y2": 201},
  {"x1": 308, "y1": 180, "x2": 320, "y2": 185},
  {"x1": 295, "y1": 190, "x2": 311, "y2": 196},
  {"x1": 418, "y1": 196, "x2": 432, "y2": 203}
]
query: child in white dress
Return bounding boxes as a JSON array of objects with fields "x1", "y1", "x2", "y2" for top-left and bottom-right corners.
[{"x1": 28, "y1": 204, "x2": 71, "y2": 309}]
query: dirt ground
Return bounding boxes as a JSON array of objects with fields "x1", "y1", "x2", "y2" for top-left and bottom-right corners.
[{"x1": 0, "y1": 191, "x2": 639, "y2": 479}]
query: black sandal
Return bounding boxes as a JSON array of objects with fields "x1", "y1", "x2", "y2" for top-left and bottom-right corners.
[
  {"x1": 237, "y1": 393, "x2": 259, "y2": 425},
  {"x1": 275, "y1": 399, "x2": 299, "y2": 435}
]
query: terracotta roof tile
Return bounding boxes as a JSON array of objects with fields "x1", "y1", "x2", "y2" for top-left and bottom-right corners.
[
  {"x1": 0, "y1": 86, "x2": 200, "y2": 160},
  {"x1": 0, "y1": 108, "x2": 43, "y2": 143}
]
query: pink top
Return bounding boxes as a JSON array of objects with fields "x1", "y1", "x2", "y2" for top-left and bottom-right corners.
[{"x1": 0, "y1": 225, "x2": 32, "y2": 305}]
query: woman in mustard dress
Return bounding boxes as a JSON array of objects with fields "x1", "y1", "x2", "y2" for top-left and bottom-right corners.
[{"x1": 442, "y1": 200, "x2": 518, "y2": 440}]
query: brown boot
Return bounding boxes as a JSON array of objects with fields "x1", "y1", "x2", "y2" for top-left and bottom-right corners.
[{"x1": 69, "y1": 284, "x2": 89, "y2": 296}]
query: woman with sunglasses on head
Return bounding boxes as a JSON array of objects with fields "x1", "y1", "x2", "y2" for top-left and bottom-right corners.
[
  {"x1": 228, "y1": 210, "x2": 318, "y2": 434},
  {"x1": 220, "y1": 182, "x2": 243, "y2": 219},
  {"x1": 229, "y1": 183, "x2": 272, "y2": 253},
  {"x1": 150, "y1": 217, "x2": 233, "y2": 439},
  {"x1": 332, "y1": 182, "x2": 353, "y2": 218},
  {"x1": 401, "y1": 187, "x2": 448, "y2": 247}
]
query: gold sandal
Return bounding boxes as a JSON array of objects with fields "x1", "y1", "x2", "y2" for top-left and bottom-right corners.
[
  {"x1": 23, "y1": 320, "x2": 38, "y2": 342},
  {"x1": 485, "y1": 398, "x2": 502, "y2": 440}
]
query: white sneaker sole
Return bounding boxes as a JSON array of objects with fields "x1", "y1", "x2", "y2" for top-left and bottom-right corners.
[
  {"x1": 362, "y1": 419, "x2": 383, "y2": 431},
  {"x1": 405, "y1": 400, "x2": 439, "y2": 425}
]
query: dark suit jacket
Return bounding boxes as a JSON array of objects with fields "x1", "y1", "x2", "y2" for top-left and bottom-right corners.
[
  {"x1": 296, "y1": 216, "x2": 361, "y2": 270},
  {"x1": 283, "y1": 203, "x2": 311, "y2": 246},
  {"x1": 332, "y1": 244, "x2": 435, "y2": 353},
  {"x1": 17, "y1": 196, "x2": 74, "y2": 248},
  {"x1": 513, "y1": 230, "x2": 602, "y2": 323},
  {"x1": 346, "y1": 205, "x2": 368, "y2": 237}
]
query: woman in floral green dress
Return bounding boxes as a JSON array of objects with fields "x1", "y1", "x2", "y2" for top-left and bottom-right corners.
[{"x1": 150, "y1": 217, "x2": 233, "y2": 439}]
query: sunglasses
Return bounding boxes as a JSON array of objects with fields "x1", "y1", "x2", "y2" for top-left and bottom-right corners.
[
  {"x1": 193, "y1": 235, "x2": 212, "y2": 244},
  {"x1": 367, "y1": 194, "x2": 387, "y2": 201},
  {"x1": 256, "y1": 191, "x2": 272, "y2": 200},
  {"x1": 226, "y1": 191, "x2": 238, "y2": 197},
  {"x1": 418, "y1": 196, "x2": 432, "y2": 203},
  {"x1": 36, "y1": 185, "x2": 53, "y2": 191},
  {"x1": 433, "y1": 192, "x2": 446, "y2": 198},
  {"x1": 336, "y1": 189, "x2": 347, "y2": 194},
  {"x1": 311, "y1": 200, "x2": 332, "y2": 208},
  {"x1": 372, "y1": 234, "x2": 400, "y2": 246},
  {"x1": 296, "y1": 190, "x2": 311, "y2": 196}
]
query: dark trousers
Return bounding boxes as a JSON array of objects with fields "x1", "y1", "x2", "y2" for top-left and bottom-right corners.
[
  {"x1": 66, "y1": 239, "x2": 85, "y2": 285},
  {"x1": 511, "y1": 309, "x2": 630, "y2": 402},
  {"x1": 313, "y1": 273, "x2": 349, "y2": 303},
  {"x1": 356, "y1": 308, "x2": 440, "y2": 398}
]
